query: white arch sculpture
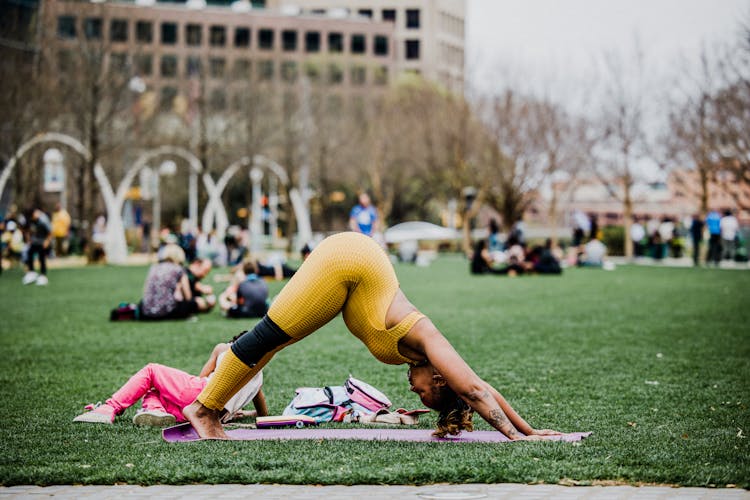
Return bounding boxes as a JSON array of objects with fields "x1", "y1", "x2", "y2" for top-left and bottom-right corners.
[
  {"x1": 201, "y1": 154, "x2": 311, "y2": 251},
  {"x1": 0, "y1": 132, "x2": 135, "y2": 262},
  {"x1": 95, "y1": 145, "x2": 203, "y2": 263}
]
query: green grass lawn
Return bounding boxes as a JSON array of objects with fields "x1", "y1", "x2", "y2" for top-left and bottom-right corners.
[{"x1": 0, "y1": 256, "x2": 748, "y2": 487}]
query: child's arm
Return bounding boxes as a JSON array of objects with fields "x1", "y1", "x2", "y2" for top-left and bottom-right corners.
[
  {"x1": 197, "y1": 343, "x2": 230, "y2": 377},
  {"x1": 252, "y1": 389, "x2": 268, "y2": 417}
]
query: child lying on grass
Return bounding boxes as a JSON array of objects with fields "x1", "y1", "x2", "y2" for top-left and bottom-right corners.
[{"x1": 74, "y1": 332, "x2": 267, "y2": 427}]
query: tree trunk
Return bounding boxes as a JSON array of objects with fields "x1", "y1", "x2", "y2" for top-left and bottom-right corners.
[{"x1": 623, "y1": 186, "x2": 633, "y2": 259}]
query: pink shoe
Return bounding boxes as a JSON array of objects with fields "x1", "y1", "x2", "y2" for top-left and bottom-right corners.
[{"x1": 73, "y1": 402, "x2": 115, "y2": 424}]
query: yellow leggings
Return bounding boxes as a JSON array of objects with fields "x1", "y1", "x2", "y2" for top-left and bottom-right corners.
[{"x1": 198, "y1": 232, "x2": 423, "y2": 411}]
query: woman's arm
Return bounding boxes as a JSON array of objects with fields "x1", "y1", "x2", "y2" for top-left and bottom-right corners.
[
  {"x1": 483, "y1": 382, "x2": 533, "y2": 435},
  {"x1": 409, "y1": 320, "x2": 550, "y2": 440},
  {"x1": 198, "y1": 343, "x2": 230, "y2": 377}
]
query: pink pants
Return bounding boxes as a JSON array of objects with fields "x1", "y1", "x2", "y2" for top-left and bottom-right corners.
[{"x1": 106, "y1": 363, "x2": 207, "y2": 422}]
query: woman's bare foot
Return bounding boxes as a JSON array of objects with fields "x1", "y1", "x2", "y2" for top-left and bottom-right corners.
[{"x1": 182, "y1": 401, "x2": 229, "y2": 440}]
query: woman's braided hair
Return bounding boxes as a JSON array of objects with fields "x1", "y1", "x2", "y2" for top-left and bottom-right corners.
[{"x1": 432, "y1": 386, "x2": 474, "y2": 438}]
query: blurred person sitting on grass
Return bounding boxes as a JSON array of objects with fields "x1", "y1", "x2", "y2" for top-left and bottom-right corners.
[
  {"x1": 183, "y1": 232, "x2": 563, "y2": 440},
  {"x1": 219, "y1": 260, "x2": 270, "y2": 319},
  {"x1": 139, "y1": 244, "x2": 194, "y2": 320},
  {"x1": 185, "y1": 258, "x2": 217, "y2": 313},
  {"x1": 74, "y1": 333, "x2": 267, "y2": 426}
]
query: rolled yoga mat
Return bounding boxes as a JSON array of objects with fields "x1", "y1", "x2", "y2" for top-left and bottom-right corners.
[{"x1": 163, "y1": 423, "x2": 591, "y2": 443}]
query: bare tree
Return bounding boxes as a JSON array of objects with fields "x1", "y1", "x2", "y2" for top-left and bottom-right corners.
[
  {"x1": 591, "y1": 45, "x2": 653, "y2": 258},
  {"x1": 477, "y1": 90, "x2": 550, "y2": 233},
  {"x1": 666, "y1": 50, "x2": 722, "y2": 216},
  {"x1": 39, "y1": 6, "x2": 140, "y2": 247}
]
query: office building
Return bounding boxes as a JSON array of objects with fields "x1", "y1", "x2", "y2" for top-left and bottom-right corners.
[{"x1": 267, "y1": 0, "x2": 465, "y2": 92}]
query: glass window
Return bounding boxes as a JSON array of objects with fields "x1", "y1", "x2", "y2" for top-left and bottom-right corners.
[
  {"x1": 110, "y1": 19, "x2": 128, "y2": 42},
  {"x1": 350, "y1": 65, "x2": 366, "y2": 85},
  {"x1": 374, "y1": 35, "x2": 388, "y2": 56},
  {"x1": 84, "y1": 18, "x2": 101, "y2": 40},
  {"x1": 406, "y1": 9, "x2": 420, "y2": 29},
  {"x1": 326, "y1": 95, "x2": 342, "y2": 114},
  {"x1": 58, "y1": 50, "x2": 74, "y2": 72},
  {"x1": 259, "y1": 29, "x2": 274, "y2": 50},
  {"x1": 186, "y1": 56, "x2": 202, "y2": 77},
  {"x1": 233, "y1": 58, "x2": 251, "y2": 78},
  {"x1": 136, "y1": 21, "x2": 152, "y2": 43},
  {"x1": 210, "y1": 25, "x2": 226, "y2": 47},
  {"x1": 258, "y1": 59, "x2": 274, "y2": 80},
  {"x1": 328, "y1": 63, "x2": 343, "y2": 84},
  {"x1": 160, "y1": 86, "x2": 177, "y2": 111},
  {"x1": 374, "y1": 65, "x2": 388, "y2": 85},
  {"x1": 210, "y1": 89, "x2": 226, "y2": 110},
  {"x1": 382, "y1": 9, "x2": 396, "y2": 22},
  {"x1": 351, "y1": 34, "x2": 365, "y2": 54},
  {"x1": 405, "y1": 39, "x2": 420, "y2": 60},
  {"x1": 281, "y1": 61, "x2": 297, "y2": 83},
  {"x1": 234, "y1": 27, "x2": 250, "y2": 47},
  {"x1": 134, "y1": 54, "x2": 153, "y2": 76},
  {"x1": 109, "y1": 52, "x2": 128, "y2": 74},
  {"x1": 160, "y1": 55, "x2": 177, "y2": 77},
  {"x1": 304, "y1": 62, "x2": 320, "y2": 82},
  {"x1": 161, "y1": 22, "x2": 177, "y2": 45},
  {"x1": 305, "y1": 31, "x2": 320, "y2": 52},
  {"x1": 358, "y1": 9, "x2": 372, "y2": 18},
  {"x1": 282, "y1": 30, "x2": 297, "y2": 51},
  {"x1": 327, "y1": 32, "x2": 342, "y2": 53},
  {"x1": 57, "y1": 16, "x2": 76, "y2": 39},
  {"x1": 186, "y1": 24, "x2": 202, "y2": 46},
  {"x1": 209, "y1": 58, "x2": 225, "y2": 78}
]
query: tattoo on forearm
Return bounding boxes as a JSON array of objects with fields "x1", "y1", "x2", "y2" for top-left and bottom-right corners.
[
  {"x1": 489, "y1": 409, "x2": 518, "y2": 437},
  {"x1": 466, "y1": 389, "x2": 491, "y2": 402}
]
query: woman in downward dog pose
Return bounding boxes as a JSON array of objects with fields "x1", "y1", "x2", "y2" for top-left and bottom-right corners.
[{"x1": 184, "y1": 232, "x2": 561, "y2": 440}]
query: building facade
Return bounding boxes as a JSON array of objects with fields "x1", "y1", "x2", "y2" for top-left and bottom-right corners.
[
  {"x1": 39, "y1": 0, "x2": 401, "y2": 115},
  {"x1": 267, "y1": 0, "x2": 466, "y2": 92}
]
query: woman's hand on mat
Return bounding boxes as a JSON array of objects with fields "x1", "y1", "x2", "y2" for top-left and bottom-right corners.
[
  {"x1": 530, "y1": 428, "x2": 563, "y2": 436},
  {"x1": 517, "y1": 434, "x2": 547, "y2": 441}
]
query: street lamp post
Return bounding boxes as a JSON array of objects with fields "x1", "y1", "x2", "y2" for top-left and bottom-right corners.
[
  {"x1": 249, "y1": 167, "x2": 264, "y2": 256},
  {"x1": 43, "y1": 148, "x2": 66, "y2": 209},
  {"x1": 152, "y1": 160, "x2": 177, "y2": 240}
]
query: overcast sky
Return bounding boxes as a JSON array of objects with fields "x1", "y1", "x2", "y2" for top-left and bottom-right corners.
[{"x1": 465, "y1": 0, "x2": 749, "y2": 92}]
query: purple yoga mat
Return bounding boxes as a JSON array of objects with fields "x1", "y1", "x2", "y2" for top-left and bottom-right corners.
[{"x1": 162, "y1": 423, "x2": 591, "y2": 443}]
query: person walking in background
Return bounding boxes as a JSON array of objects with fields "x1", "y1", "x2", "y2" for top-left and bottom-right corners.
[
  {"x1": 588, "y1": 213, "x2": 599, "y2": 242},
  {"x1": 22, "y1": 209, "x2": 52, "y2": 286},
  {"x1": 720, "y1": 209, "x2": 739, "y2": 262},
  {"x1": 630, "y1": 217, "x2": 645, "y2": 258},
  {"x1": 349, "y1": 192, "x2": 378, "y2": 237},
  {"x1": 51, "y1": 202, "x2": 71, "y2": 257},
  {"x1": 706, "y1": 209, "x2": 722, "y2": 266},
  {"x1": 689, "y1": 214, "x2": 704, "y2": 267},
  {"x1": 657, "y1": 217, "x2": 675, "y2": 261}
]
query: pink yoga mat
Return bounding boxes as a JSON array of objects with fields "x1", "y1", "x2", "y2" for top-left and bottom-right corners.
[{"x1": 162, "y1": 423, "x2": 591, "y2": 443}]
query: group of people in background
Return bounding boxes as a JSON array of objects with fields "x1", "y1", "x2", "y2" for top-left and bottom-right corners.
[
  {"x1": 630, "y1": 209, "x2": 744, "y2": 266},
  {"x1": 471, "y1": 219, "x2": 564, "y2": 276},
  {"x1": 133, "y1": 238, "x2": 312, "y2": 322}
]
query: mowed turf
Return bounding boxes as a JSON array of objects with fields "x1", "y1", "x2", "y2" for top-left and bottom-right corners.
[{"x1": 0, "y1": 256, "x2": 748, "y2": 487}]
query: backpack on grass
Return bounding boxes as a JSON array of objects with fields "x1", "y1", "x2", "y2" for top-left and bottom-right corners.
[
  {"x1": 282, "y1": 375, "x2": 392, "y2": 423},
  {"x1": 109, "y1": 302, "x2": 139, "y2": 321}
]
